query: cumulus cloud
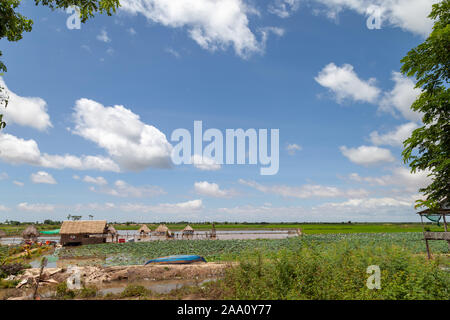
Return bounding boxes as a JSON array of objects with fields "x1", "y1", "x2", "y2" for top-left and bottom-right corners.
[
  {"x1": 369, "y1": 122, "x2": 419, "y2": 147},
  {"x1": 286, "y1": 143, "x2": 302, "y2": 155},
  {"x1": 315, "y1": 63, "x2": 380, "y2": 104},
  {"x1": 349, "y1": 167, "x2": 431, "y2": 193},
  {"x1": 120, "y1": 199, "x2": 203, "y2": 213},
  {"x1": 340, "y1": 145, "x2": 395, "y2": 166},
  {"x1": 83, "y1": 175, "x2": 108, "y2": 186},
  {"x1": 72, "y1": 98, "x2": 173, "y2": 171},
  {"x1": 191, "y1": 154, "x2": 221, "y2": 171},
  {"x1": 0, "y1": 78, "x2": 52, "y2": 131},
  {"x1": 194, "y1": 181, "x2": 235, "y2": 198},
  {"x1": 379, "y1": 72, "x2": 423, "y2": 122},
  {"x1": 311, "y1": 0, "x2": 437, "y2": 36},
  {"x1": 90, "y1": 180, "x2": 166, "y2": 198},
  {"x1": 268, "y1": 0, "x2": 300, "y2": 18},
  {"x1": 31, "y1": 171, "x2": 57, "y2": 184},
  {"x1": 119, "y1": 0, "x2": 269, "y2": 58},
  {"x1": 239, "y1": 179, "x2": 368, "y2": 199},
  {"x1": 97, "y1": 29, "x2": 111, "y2": 42},
  {"x1": 13, "y1": 180, "x2": 24, "y2": 187},
  {"x1": 17, "y1": 202, "x2": 55, "y2": 212},
  {"x1": 0, "y1": 133, "x2": 120, "y2": 172}
]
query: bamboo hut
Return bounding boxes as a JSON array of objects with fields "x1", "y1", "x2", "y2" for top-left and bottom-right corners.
[
  {"x1": 60, "y1": 220, "x2": 108, "y2": 246},
  {"x1": 154, "y1": 224, "x2": 169, "y2": 236},
  {"x1": 182, "y1": 225, "x2": 194, "y2": 237},
  {"x1": 0, "y1": 230, "x2": 6, "y2": 238},
  {"x1": 22, "y1": 225, "x2": 40, "y2": 242},
  {"x1": 138, "y1": 224, "x2": 151, "y2": 236}
]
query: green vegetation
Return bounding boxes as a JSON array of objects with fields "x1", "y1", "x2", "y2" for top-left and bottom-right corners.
[
  {"x1": 401, "y1": 0, "x2": 450, "y2": 209},
  {"x1": 59, "y1": 233, "x2": 449, "y2": 266},
  {"x1": 193, "y1": 243, "x2": 449, "y2": 300},
  {"x1": 120, "y1": 285, "x2": 149, "y2": 298}
]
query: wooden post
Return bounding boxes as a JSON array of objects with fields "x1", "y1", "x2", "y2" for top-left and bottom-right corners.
[
  {"x1": 425, "y1": 239, "x2": 431, "y2": 259},
  {"x1": 32, "y1": 257, "x2": 48, "y2": 300},
  {"x1": 443, "y1": 214, "x2": 448, "y2": 232}
]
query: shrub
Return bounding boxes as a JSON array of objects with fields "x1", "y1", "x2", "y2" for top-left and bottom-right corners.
[
  {"x1": 120, "y1": 285, "x2": 149, "y2": 298},
  {"x1": 78, "y1": 286, "x2": 98, "y2": 298},
  {"x1": 55, "y1": 282, "x2": 76, "y2": 299}
]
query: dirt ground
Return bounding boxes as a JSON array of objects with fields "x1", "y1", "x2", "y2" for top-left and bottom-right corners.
[{"x1": 14, "y1": 262, "x2": 234, "y2": 287}]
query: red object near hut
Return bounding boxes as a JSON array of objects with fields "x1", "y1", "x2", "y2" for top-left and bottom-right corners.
[{"x1": 118, "y1": 238, "x2": 125, "y2": 243}]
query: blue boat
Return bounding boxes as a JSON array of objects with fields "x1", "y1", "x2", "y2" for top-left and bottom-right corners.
[{"x1": 144, "y1": 255, "x2": 206, "y2": 265}]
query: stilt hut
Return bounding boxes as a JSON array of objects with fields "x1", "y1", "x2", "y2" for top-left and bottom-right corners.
[
  {"x1": 0, "y1": 230, "x2": 6, "y2": 238},
  {"x1": 417, "y1": 200, "x2": 450, "y2": 259},
  {"x1": 138, "y1": 224, "x2": 151, "y2": 237},
  {"x1": 22, "y1": 225, "x2": 40, "y2": 242},
  {"x1": 182, "y1": 225, "x2": 194, "y2": 237},
  {"x1": 60, "y1": 220, "x2": 108, "y2": 246},
  {"x1": 154, "y1": 224, "x2": 169, "y2": 236}
]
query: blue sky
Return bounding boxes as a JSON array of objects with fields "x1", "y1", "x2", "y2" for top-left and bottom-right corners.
[{"x1": 0, "y1": 0, "x2": 437, "y2": 222}]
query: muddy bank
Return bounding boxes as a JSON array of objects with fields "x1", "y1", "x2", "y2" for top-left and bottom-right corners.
[{"x1": 15, "y1": 262, "x2": 234, "y2": 287}]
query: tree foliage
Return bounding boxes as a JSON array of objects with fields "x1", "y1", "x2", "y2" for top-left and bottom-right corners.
[
  {"x1": 401, "y1": 0, "x2": 450, "y2": 210},
  {"x1": 0, "y1": 0, "x2": 120, "y2": 129}
]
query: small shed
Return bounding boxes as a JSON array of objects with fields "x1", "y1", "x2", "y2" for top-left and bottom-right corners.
[
  {"x1": 154, "y1": 224, "x2": 169, "y2": 236},
  {"x1": 60, "y1": 220, "x2": 108, "y2": 246},
  {"x1": 417, "y1": 200, "x2": 450, "y2": 258},
  {"x1": 107, "y1": 225, "x2": 117, "y2": 235},
  {"x1": 0, "y1": 230, "x2": 6, "y2": 238},
  {"x1": 22, "y1": 225, "x2": 40, "y2": 242},
  {"x1": 138, "y1": 224, "x2": 151, "y2": 236},
  {"x1": 182, "y1": 225, "x2": 194, "y2": 235}
]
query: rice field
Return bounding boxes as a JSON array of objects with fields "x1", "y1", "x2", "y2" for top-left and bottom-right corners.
[{"x1": 58, "y1": 232, "x2": 449, "y2": 266}]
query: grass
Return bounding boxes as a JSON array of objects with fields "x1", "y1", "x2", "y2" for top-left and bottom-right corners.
[{"x1": 58, "y1": 233, "x2": 449, "y2": 266}]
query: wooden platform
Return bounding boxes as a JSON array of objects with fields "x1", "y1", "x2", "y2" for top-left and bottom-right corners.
[{"x1": 423, "y1": 231, "x2": 450, "y2": 241}]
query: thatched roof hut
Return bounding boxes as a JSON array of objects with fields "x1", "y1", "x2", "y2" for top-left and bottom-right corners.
[
  {"x1": 22, "y1": 225, "x2": 40, "y2": 241},
  {"x1": 138, "y1": 224, "x2": 151, "y2": 235},
  {"x1": 154, "y1": 224, "x2": 169, "y2": 235},
  {"x1": 182, "y1": 225, "x2": 194, "y2": 235},
  {"x1": 60, "y1": 220, "x2": 108, "y2": 246},
  {"x1": 0, "y1": 229, "x2": 6, "y2": 238}
]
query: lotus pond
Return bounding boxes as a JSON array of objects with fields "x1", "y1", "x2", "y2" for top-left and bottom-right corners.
[{"x1": 58, "y1": 232, "x2": 449, "y2": 266}]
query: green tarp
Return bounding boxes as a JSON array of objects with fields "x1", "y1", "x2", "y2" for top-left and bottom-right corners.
[{"x1": 40, "y1": 229, "x2": 60, "y2": 235}]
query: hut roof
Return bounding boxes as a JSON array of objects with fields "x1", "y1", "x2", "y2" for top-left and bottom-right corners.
[
  {"x1": 417, "y1": 199, "x2": 450, "y2": 215},
  {"x1": 22, "y1": 225, "x2": 40, "y2": 238},
  {"x1": 0, "y1": 230, "x2": 6, "y2": 237},
  {"x1": 155, "y1": 224, "x2": 169, "y2": 233},
  {"x1": 183, "y1": 225, "x2": 194, "y2": 231},
  {"x1": 138, "y1": 224, "x2": 151, "y2": 233},
  {"x1": 60, "y1": 220, "x2": 107, "y2": 235}
]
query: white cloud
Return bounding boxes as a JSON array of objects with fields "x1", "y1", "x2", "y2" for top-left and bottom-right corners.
[
  {"x1": 13, "y1": 180, "x2": 24, "y2": 187},
  {"x1": 120, "y1": 0, "x2": 266, "y2": 58},
  {"x1": 239, "y1": 179, "x2": 368, "y2": 199},
  {"x1": 340, "y1": 145, "x2": 395, "y2": 165},
  {"x1": 369, "y1": 122, "x2": 419, "y2": 147},
  {"x1": 286, "y1": 143, "x2": 302, "y2": 155},
  {"x1": 349, "y1": 167, "x2": 431, "y2": 193},
  {"x1": 191, "y1": 154, "x2": 221, "y2": 171},
  {"x1": 165, "y1": 47, "x2": 181, "y2": 58},
  {"x1": 194, "y1": 181, "x2": 235, "y2": 198},
  {"x1": 73, "y1": 175, "x2": 80, "y2": 180},
  {"x1": 83, "y1": 175, "x2": 108, "y2": 186},
  {"x1": 0, "y1": 78, "x2": 52, "y2": 131},
  {"x1": 379, "y1": 72, "x2": 423, "y2": 122},
  {"x1": 97, "y1": 29, "x2": 111, "y2": 42},
  {"x1": 0, "y1": 205, "x2": 10, "y2": 211},
  {"x1": 268, "y1": 0, "x2": 300, "y2": 18},
  {"x1": 31, "y1": 171, "x2": 57, "y2": 184},
  {"x1": 0, "y1": 172, "x2": 8, "y2": 180},
  {"x1": 317, "y1": 196, "x2": 412, "y2": 211},
  {"x1": 72, "y1": 98, "x2": 173, "y2": 171},
  {"x1": 0, "y1": 133, "x2": 120, "y2": 172},
  {"x1": 127, "y1": 27, "x2": 137, "y2": 35},
  {"x1": 311, "y1": 0, "x2": 437, "y2": 36},
  {"x1": 315, "y1": 63, "x2": 380, "y2": 104},
  {"x1": 90, "y1": 179, "x2": 166, "y2": 198},
  {"x1": 120, "y1": 199, "x2": 203, "y2": 213},
  {"x1": 17, "y1": 202, "x2": 55, "y2": 212}
]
